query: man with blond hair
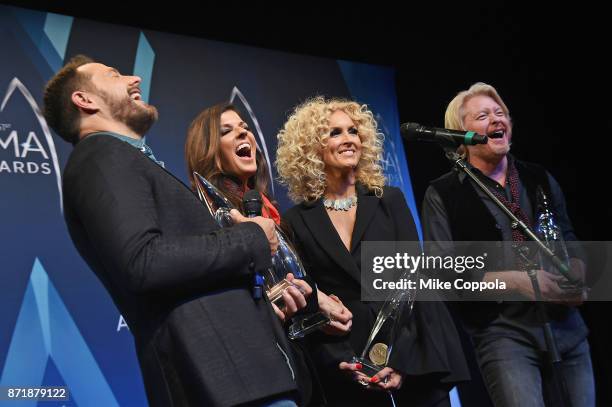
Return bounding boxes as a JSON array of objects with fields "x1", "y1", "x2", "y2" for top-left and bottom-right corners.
[{"x1": 421, "y1": 82, "x2": 594, "y2": 406}]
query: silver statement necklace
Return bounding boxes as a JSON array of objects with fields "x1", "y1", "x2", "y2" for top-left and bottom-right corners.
[{"x1": 323, "y1": 195, "x2": 358, "y2": 211}]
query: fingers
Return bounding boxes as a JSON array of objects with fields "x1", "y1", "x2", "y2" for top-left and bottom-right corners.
[
  {"x1": 372, "y1": 367, "x2": 402, "y2": 390},
  {"x1": 330, "y1": 305, "x2": 353, "y2": 324},
  {"x1": 329, "y1": 294, "x2": 342, "y2": 304},
  {"x1": 269, "y1": 230, "x2": 279, "y2": 254},
  {"x1": 325, "y1": 292, "x2": 352, "y2": 322},
  {"x1": 271, "y1": 283, "x2": 308, "y2": 321},
  {"x1": 321, "y1": 318, "x2": 352, "y2": 336},
  {"x1": 542, "y1": 277, "x2": 565, "y2": 298},
  {"x1": 545, "y1": 284, "x2": 565, "y2": 299},
  {"x1": 229, "y1": 209, "x2": 246, "y2": 223},
  {"x1": 339, "y1": 362, "x2": 362, "y2": 372},
  {"x1": 271, "y1": 303, "x2": 286, "y2": 323},
  {"x1": 542, "y1": 270, "x2": 565, "y2": 282},
  {"x1": 568, "y1": 258, "x2": 586, "y2": 282},
  {"x1": 372, "y1": 367, "x2": 394, "y2": 381},
  {"x1": 345, "y1": 319, "x2": 353, "y2": 331},
  {"x1": 280, "y1": 286, "x2": 307, "y2": 319},
  {"x1": 534, "y1": 270, "x2": 564, "y2": 300},
  {"x1": 317, "y1": 293, "x2": 352, "y2": 336},
  {"x1": 376, "y1": 373, "x2": 402, "y2": 390},
  {"x1": 318, "y1": 291, "x2": 348, "y2": 314},
  {"x1": 333, "y1": 318, "x2": 353, "y2": 332},
  {"x1": 354, "y1": 371, "x2": 372, "y2": 387},
  {"x1": 289, "y1": 278, "x2": 313, "y2": 297},
  {"x1": 229, "y1": 211, "x2": 279, "y2": 254},
  {"x1": 260, "y1": 218, "x2": 278, "y2": 254},
  {"x1": 281, "y1": 288, "x2": 299, "y2": 317},
  {"x1": 337, "y1": 362, "x2": 402, "y2": 390},
  {"x1": 287, "y1": 286, "x2": 307, "y2": 309},
  {"x1": 339, "y1": 362, "x2": 371, "y2": 386},
  {"x1": 255, "y1": 217, "x2": 278, "y2": 254}
]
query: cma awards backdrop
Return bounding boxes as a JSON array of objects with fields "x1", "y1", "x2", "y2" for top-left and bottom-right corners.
[{"x1": 0, "y1": 4, "x2": 422, "y2": 406}]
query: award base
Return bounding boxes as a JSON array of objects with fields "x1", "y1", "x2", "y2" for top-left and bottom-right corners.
[
  {"x1": 268, "y1": 279, "x2": 330, "y2": 340},
  {"x1": 350, "y1": 356, "x2": 383, "y2": 377},
  {"x1": 287, "y1": 312, "x2": 330, "y2": 340}
]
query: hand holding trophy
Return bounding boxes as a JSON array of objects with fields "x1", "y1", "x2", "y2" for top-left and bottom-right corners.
[
  {"x1": 349, "y1": 268, "x2": 418, "y2": 382},
  {"x1": 193, "y1": 172, "x2": 330, "y2": 338}
]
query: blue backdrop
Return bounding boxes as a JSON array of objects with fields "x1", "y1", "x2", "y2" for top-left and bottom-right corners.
[{"x1": 0, "y1": 5, "x2": 423, "y2": 406}]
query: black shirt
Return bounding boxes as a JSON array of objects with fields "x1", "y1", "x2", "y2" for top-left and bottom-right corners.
[{"x1": 421, "y1": 156, "x2": 588, "y2": 352}]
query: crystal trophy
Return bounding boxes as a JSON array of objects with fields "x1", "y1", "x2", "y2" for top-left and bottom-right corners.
[
  {"x1": 350, "y1": 268, "x2": 417, "y2": 377},
  {"x1": 534, "y1": 186, "x2": 583, "y2": 293},
  {"x1": 193, "y1": 172, "x2": 330, "y2": 338}
]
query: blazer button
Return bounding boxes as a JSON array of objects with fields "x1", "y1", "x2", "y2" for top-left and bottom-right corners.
[{"x1": 249, "y1": 262, "x2": 255, "y2": 270}]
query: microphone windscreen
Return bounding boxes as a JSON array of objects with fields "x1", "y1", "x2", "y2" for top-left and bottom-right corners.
[{"x1": 243, "y1": 189, "x2": 263, "y2": 217}]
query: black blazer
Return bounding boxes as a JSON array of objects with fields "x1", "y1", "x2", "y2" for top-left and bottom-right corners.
[
  {"x1": 285, "y1": 185, "x2": 469, "y2": 406},
  {"x1": 63, "y1": 134, "x2": 301, "y2": 407}
]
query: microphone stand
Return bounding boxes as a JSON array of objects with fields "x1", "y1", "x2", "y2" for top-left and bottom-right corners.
[{"x1": 442, "y1": 147, "x2": 575, "y2": 407}]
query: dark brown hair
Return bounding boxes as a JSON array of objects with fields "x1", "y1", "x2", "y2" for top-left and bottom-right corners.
[
  {"x1": 185, "y1": 103, "x2": 273, "y2": 211},
  {"x1": 43, "y1": 54, "x2": 94, "y2": 144}
]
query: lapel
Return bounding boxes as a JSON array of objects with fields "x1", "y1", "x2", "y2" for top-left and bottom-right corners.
[
  {"x1": 350, "y1": 184, "x2": 379, "y2": 253},
  {"x1": 145, "y1": 154, "x2": 219, "y2": 216},
  {"x1": 300, "y1": 199, "x2": 361, "y2": 284},
  {"x1": 298, "y1": 184, "x2": 380, "y2": 284}
]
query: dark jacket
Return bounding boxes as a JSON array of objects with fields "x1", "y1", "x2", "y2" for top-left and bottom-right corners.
[
  {"x1": 285, "y1": 185, "x2": 469, "y2": 406},
  {"x1": 63, "y1": 134, "x2": 300, "y2": 407}
]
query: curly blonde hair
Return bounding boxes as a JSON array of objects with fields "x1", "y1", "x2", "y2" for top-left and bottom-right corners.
[{"x1": 276, "y1": 97, "x2": 385, "y2": 203}]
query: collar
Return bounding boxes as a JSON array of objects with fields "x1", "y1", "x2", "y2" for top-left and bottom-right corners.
[
  {"x1": 89, "y1": 131, "x2": 164, "y2": 167},
  {"x1": 458, "y1": 154, "x2": 515, "y2": 184}
]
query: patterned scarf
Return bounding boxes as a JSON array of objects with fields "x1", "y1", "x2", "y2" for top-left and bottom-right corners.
[{"x1": 487, "y1": 158, "x2": 532, "y2": 241}]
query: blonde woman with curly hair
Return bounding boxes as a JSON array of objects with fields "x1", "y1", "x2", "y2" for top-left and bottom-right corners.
[{"x1": 278, "y1": 97, "x2": 469, "y2": 406}]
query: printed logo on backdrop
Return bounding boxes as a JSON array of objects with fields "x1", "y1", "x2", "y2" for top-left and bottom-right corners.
[
  {"x1": 230, "y1": 86, "x2": 275, "y2": 194},
  {"x1": 1, "y1": 77, "x2": 63, "y2": 211},
  {"x1": 376, "y1": 113, "x2": 405, "y2": 189}
]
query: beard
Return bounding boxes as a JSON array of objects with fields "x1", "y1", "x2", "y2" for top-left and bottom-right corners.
[
  {"x1": 468, "y1": 135, "x2": 511, "y2": 162},
  {"x1": 100, "y1": 90, "x2": 159, "y2": 136}
]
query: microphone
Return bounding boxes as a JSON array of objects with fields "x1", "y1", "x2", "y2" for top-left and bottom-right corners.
[
  {"x1": 401, "y1": 122, "x2": 488, "y2": 146},
  {"x1": 243, "y1": 189, "x2": 265, "y2": 299},
  {"x1": 243, "y1": 189, "x2": 263, "y2": 218}
]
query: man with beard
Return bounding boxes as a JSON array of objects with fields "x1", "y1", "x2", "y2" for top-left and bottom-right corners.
[
  {"x1": 421, "y1": 82, "x2": 594, "y2": 406},
  {"x1": 43, "y1": 55, "x2": 309, "y2": 407}
]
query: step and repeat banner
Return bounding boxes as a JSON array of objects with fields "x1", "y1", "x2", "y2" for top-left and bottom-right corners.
[{"x1": 0, "y1": 5, "x2": 420, "y2": 406}]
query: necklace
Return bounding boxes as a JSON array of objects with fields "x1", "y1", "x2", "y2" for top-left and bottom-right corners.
[{"x1": 323, "y1": 195, "x2": 357, "y2": 211}]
